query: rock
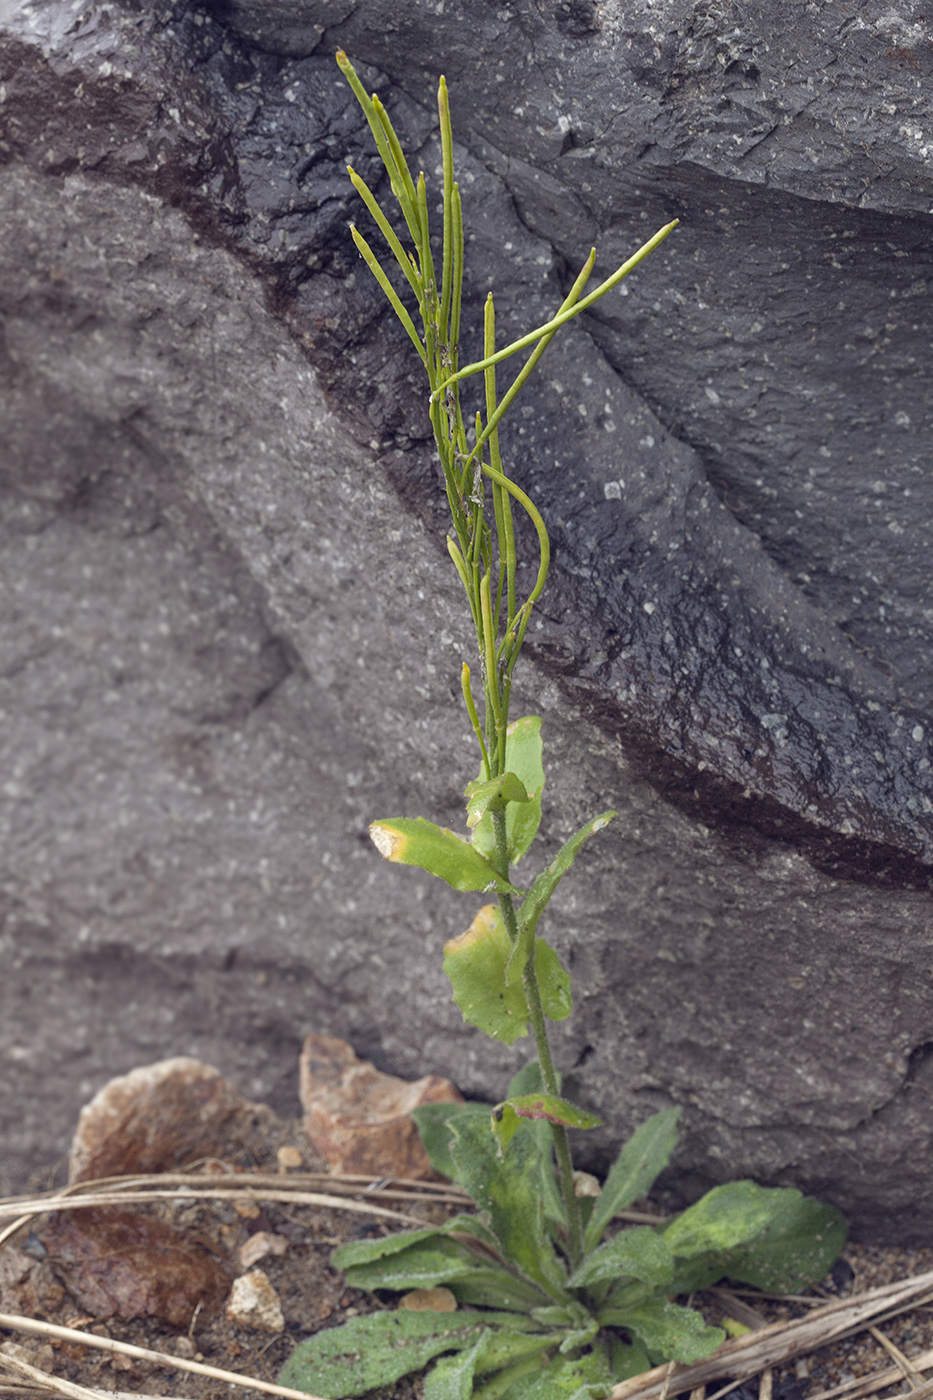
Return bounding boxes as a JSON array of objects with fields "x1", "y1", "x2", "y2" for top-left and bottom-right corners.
[
  {"x1": 42, "y1": 1207, "x2": 231, "y2": 1327},
  {"x1": 239, "y1": 1231, "x2": 289, "y2": 1271},
  {"x1": 2, "y1": 0, "x2": 933, "y2": 1240},
  {"x1": 226, "y1": 1270, "x2": 285, "y2": 1334},
  {"x1": 0, "y1": 1341, "x2": 56, "y2": 1377},
  {"x1": 299, "y1": 1034, "x2": 462, "y2": 1180},
  {"x1": 0, "y1": 1246, "x2": 64, "y2": 1316},
  {"x1": 398, "y1": 1288, "x2": 458, "y2": 1313},
  {"x1": 68, "y1": 1058, "x2": 270, "y2": 1184},
  {"x1": 276, "y1": 1146, "x2": 304, "y2": 1171}
]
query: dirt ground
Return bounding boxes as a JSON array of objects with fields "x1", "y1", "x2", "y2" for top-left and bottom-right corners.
[{"x1": 3, "y1": 1112, "x2": 933, "y2": 1400}]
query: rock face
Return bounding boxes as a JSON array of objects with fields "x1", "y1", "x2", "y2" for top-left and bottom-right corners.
[{"x1": 2, "y1": 0, "x2": 933, "y2": 1239}]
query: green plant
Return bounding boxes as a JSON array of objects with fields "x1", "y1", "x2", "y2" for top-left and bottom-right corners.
[{"x1": 279, "y1": 54, "x2": 847, "y2": 1400}]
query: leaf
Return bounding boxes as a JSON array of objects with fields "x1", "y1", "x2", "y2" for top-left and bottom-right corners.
[
  {"x1": 569, "y1": 1225, "x2": 674, "y2": 1291},
  {"x1": 333, "y1": 1227, "x2": 444, "y2": 1272},
  {"x1": 609, "y1": 1337, "x2": 652, "y2": 1383},
  {"x1": 447, "y1": 1106, "x2": 569, "y2": 1300},
  {"x1": 663, "y1": 1181, "x2": 798, "y2": 1258},
  {"x1": 665, "y1": 1188, "x2": 847, "y2": 1295},
  {"x1": 425, "y1": 1335, "x2": 489, "y2": 1400},
  {"x1": 535, "y1": 938, "x2": 572, "y2": 1021},
  {"x1": 443, "y1": 910, "x2": 572, "y2": 1044},
  {"x1": 444, "y1": 905, "x2": 530, "y2": 1044},
  {"x1": 485, "y1": 1351, "x2": 612, "y2": 1399},
  {"x1": 465, "y1": 772, "x2": 530, "y2": 829},
  {"x1": 584, "y1": 1108, "x2": 681, "y2": 1252},
  {"x1": 342, "y1": 1238, "x2": 485, "y2": 1292},
  {"x1": 611, "y1": 1299, "x2": 724, "y2": 1364},
  {"x1": 413, "y1": 1101, "x2": 493, "y2": 1181},
  {"x1": 493, "y1": 1094, "x2": 602, "y2": 1152},
  {"x1": 472, "y1": 717, "x2": 546, "y2": 865},
  {"x1": 278, "y1": 1309, "x2": 501, "y2": 1397},
  {"x1": 370, "y1": 817, "x2": 522, "y2": 895},
  {"x1": 721, "y1": 1193, "x2": 846, "y2": 1292},
  {"x1": 508, "y1": 811, "x2": 616, "y2": 983},
  {"x1": 504, "y1": 1062, "x2": 566, "y2": 1229},
  {"x1": 450, "y1": 1268, "x2": 550, "y2": 1313}
]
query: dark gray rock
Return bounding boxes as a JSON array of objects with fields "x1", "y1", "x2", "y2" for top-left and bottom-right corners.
[{"x1": 2, "y1": 0, "x2": 933, "y2": 1240}]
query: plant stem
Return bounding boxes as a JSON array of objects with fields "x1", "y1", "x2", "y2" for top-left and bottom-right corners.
[{"x1": 492, "y1": 810, "x2": 585, "y2": 1270}]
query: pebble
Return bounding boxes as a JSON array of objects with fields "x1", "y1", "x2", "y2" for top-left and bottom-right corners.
[{"x1": 226, "y1": 1270, "x2": 285, "y2": 1334}]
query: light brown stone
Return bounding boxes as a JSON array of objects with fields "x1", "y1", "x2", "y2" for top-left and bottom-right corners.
[
  {"x1": 398, "y1": 1287, "x2": 457, "y2": 1313},
  {"x1": 239, "y1": 1231, "x2": 288, "y2": 1270},
  {"x1": 68, "y1": 1058, "x2": 260, "y2": 1183},
  {"x1": 299, "y1": 1034, "x2": 462, "y2": 1180},
  {"x1": 226, "y1": 1270, "x2": 284, "y2": 1333}
]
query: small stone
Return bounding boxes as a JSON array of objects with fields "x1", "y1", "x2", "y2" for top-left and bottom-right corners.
[
  {"x1": 1, "y1": 1341, "x2": 55, "y2": 1374},
  {"x1": 299, "y1": 1034, "x2": 462, "y2": 1179},
  {"x1": 166, "y1": 1336, "x2": 198, "y2": 1359},
  {"x1": 239, "y1": 1231, "x2": 288, "y2": 1270},
  {"x1": 0, "y1": 1246, "x2": 63, "y2": 1314},
  {"x1": 226, "y1": 1269, "x2": 285, "y2": 1334},
  {"x1": 277, "y1": 1145, "x2": 303, "y2": 1170},
  {"x1": 233, "y1": 1198, "x2": 261, "y2": 1220},
  {"x1": 572, "y1": 1170, "x2": 602, "y2": 1198},
  {"x1": 398, "y1": 1287, "x2": 457, "y2": 1313}
]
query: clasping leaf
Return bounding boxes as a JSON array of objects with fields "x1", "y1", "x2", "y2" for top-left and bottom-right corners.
[
  {"x1": 369, "y1": 817, "x2": 523, "y2": 894},
  {"x1": 492, "y1": 1093, "x2": 602, "y2": 1152}
]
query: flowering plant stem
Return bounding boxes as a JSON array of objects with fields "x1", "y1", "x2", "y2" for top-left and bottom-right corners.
[{"x1": 276, "y1": 54, "x2": 847, "y2": 1400}]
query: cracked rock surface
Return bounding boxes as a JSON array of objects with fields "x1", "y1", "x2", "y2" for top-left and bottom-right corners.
[{"x1": 2, "y1": 0, "x2": 933, "y2": 1239}]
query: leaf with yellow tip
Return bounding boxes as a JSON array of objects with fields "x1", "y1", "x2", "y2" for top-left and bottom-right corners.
[{"x1": 369, "y1": 819, "x2": 522, "y2": 895}]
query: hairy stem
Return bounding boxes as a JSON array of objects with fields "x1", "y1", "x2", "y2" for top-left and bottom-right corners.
[{"x1": 492, "y1": 810, "x2": 584, "y2": 1269}]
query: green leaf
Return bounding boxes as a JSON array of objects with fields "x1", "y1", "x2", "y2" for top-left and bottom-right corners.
[
  {"x1": 487, "y1": 1351, "x2": 612, "y2": 1400},
  {"x1": 278, "y1": 1310, "x2": 502, "y2": 1397},
  {"x1": 504, "y1": 810, "x2": 615, "y2": 986},
  {"x1": 425, "y1": 1335, "x2": 489, "y2": 1400},
  {"x1": 449, "y1": 1268, "x2": 550, "y2": 1312},
  {"x1": 609, "y1": 1337, "x2": 652, "y2": 1383},
  {"x1": 569, "y1": 1225, "x2": 673, "y2": 1291},
  {"x1": 413, "y1": 1101, "x2": 493, "y2": 1181},
  {"x1": 612, "y1": 1299, "x2": 724, "y2": 1364},
  {"x1": 342, "y1": 1238, "x2": 484, "y2": 1292},
  {"x1": 665, "y1": 1186, "x2": 847, "y2": 1294},
  {"x1": 472, "y1": 717, "x2": 545, "y2": 865},
  {"x1": 370, "y1": 817, "x2": 522, "y2": 895},
  {"x1": 447, "y1": 1106, "x2": 569, "y2": 1300},
  {"x1": 443, "y1": 909, "x2": 572, "y2": 1044},
  {"x1": 534, "y1": 938, "x2": 572, "y2": 1021},
  {"x1": 720, "y1": 1193, "x2": 846, "y2": 1291},
  {"x1": 504, "y1": 1062, "x2": 566, "y2": 1229},
  {"x1": 584, "y1": 1108, "x2": 681, "y2": 1252},
  {"x1": 493, "y1": 1094, "x2": 602, "y2": 1152},
  {"x1": 506, "y1": 1059, "x2": 559, "y2": 1099},
  {"x1": 333, "y1": 1227, "x2": 444, "y2": 1272},
  {"x1": 465, "y1": 772, "x2": 530, "y2": 829},
  {"x1": 444, "y1": 904, "x2": 530, "y2": 1044},
  {"x1": 664, "y1": 1180, "x2": 796, "y2": 1258}
]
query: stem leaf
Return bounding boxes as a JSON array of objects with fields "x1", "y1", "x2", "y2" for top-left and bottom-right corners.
[
  {"x1": 370, "y1": 818, "x2": 523, "y2": 895},
  {"x1": 509, "y1": 810, "x2": 617, "y2": 984},
  {"x1": 472, "y1": 716, "x2": 545, "y2": 864},
  {"x1": 492, "y1": 1093, "x2": 602, "y2": 1152},
  {"x1": 465, "y1": 772, "x2": 530, "y2": 829}
]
